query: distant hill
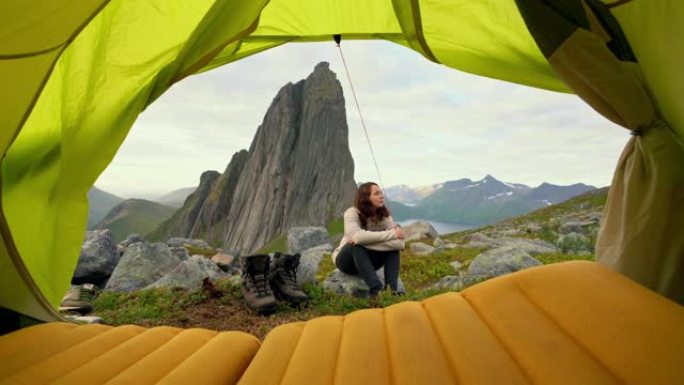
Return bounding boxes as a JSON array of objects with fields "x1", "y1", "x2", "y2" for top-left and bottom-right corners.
[
  {"x1": 386, "y1": 175, "x2": 596, "y2": 225},
  {"x1": 95, "y1": 199, "x2": 176, "y2": 242},
  {"x1": 157, "y1": 187, "x2": 195, "y2": 208},
  {"x1": 88, "y1": 187, "x2": 124, "y2": 229}
]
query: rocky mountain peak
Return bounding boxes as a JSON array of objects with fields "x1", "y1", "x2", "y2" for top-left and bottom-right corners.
[{"x1": 151, "y1": 63, "x2": 356, "y2": 252}]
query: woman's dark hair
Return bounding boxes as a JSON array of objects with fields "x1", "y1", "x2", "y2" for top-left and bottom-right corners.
[{"x1": 355, "y1": 182, "x2": 390, "y2": 229}]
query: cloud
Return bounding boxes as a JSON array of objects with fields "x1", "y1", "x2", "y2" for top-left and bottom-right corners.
[{"x1": 96, "y1": 40, "x2": 629, "y2": 198}]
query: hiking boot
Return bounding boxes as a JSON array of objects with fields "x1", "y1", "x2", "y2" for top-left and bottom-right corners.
[
  {"x1": 269, "y1": 252, "x2": 308, "y2": 306},
  {"x1": 240, "y1": 255, "x2": 278, "y2": 315},
  {"x1": 59, "y1": 284, "x2": 98, "y2": 314}
]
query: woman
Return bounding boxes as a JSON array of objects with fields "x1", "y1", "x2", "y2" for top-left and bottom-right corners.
[{"x1": 331, "y1": 182, "x2": 406, "y2": 296}]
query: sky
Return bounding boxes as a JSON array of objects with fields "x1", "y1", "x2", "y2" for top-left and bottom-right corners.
[{"x1": 95, "y1": 40, "x2": 630, "y2": 199}]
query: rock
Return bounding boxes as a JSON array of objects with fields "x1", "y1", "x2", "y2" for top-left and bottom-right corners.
[
  {"x1": 443, "y1": 243, "x2": 460, "y2": 249},
  {"x1": 557, "y1": 232, "x2": 592, "y2": 254},
  {"x1": 495, "y1": 238, "x2": 559, "y2": 255},
  {"x1": 463, "y1": 246, "x2": 541, "y2": 284},
  {"x1": 524, "y1": 223, "x2": 542, "y2": 233},
  {"x1": 433, "y1": 237, "x2": 445, "y2": 247},
  {"x1": 585, "y1": 211, "x2": 603, "y2": 223},
  {"x1": 462, "y1": 233, "x2": 499, "y2": 249},
  {"x1": 499, "y1": 229, "x2": 523, "y2": 237},
  {"x1": 159, "y1": 63, "x2": 357, "y2": 254},
  {"x1": 119, "y1": 234, "x2": 145, "y2": 248},
  {"x1": 323, "y1": 269, "x2": 405, "y2": 297},
  {"x1": 105, "y1": 242, "x2": 180, "y2": 291},
  {"x1": 402, "y1": 221, "x2": 439, "y2": 242},
  {"x1": 297, "y1": 244, "x2": 334, "y2": 285},
  {"x1": 287, "y1": 227, "x2": 331, "y2": 255},
  {"x1": 166, "y1": 237, "x2": 211, "y2": 249},
  {"x1": 72, "y1": 230, "x2": 120, "y2": 285},
  {"x1": 148, "y1": 255, "x2": 227, "y2": 290},
  {"x1": 410, "y1": 242, "x2": 436, "y2": 256},
  {"x1": 170, "y1": 247, "x2": 189, "y2": 262},
  {"x1": 211, "y1": 253, "x2": 237, "y2": 272},
  {"x1": 559, "y1": 221, "x2": 595, "y2": 235},
  {"x1": 433, "y1": 275, "x2": 462, "y2": 290},
  {"x1": 450, "y1": 261, "x2": 463, "y2": 271}
]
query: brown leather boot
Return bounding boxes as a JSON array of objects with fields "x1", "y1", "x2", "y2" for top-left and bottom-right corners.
[
  {"x1": 269, "y1": 252, "x2": 308, "y2": 306},
  {"x1": 240, "y1": 255, "x2": 278, "y2": 315}
]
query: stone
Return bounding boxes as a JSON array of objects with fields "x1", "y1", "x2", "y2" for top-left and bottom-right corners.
[
  {"x1": 105, "y1": 242, "x2": 180, "y2": 292},
  {"x1": 170, "y1": 247, "x2": 189, "y2": 262},
  {"x1": 402, "y1": 221, "x2": 439, "y2": 242},
  {"x1": 559, "y1": 221, "x2": 595, "y2": 235},
  {"x1": 450, "y1": 261, "x2": 463, "y2": 271},
  {"x1": 211, "y1": 253, "x2": 237, "y2": 272},
  {"x1": 410, "y1": 242, "x2": 436, "y2": 256},
  {"x1": 287, "y1": 227, "x2": 331, "y2": 255},
  {"x1": 463, "y1": 245, "x2": 542, "y2": 284},
  {"x1": 495, "y1": 238, "x2": 559, "y2": 255},
  {"x1": 433, "y1": 275, "x2": 463, "y2": 291},
  {"x1": 297, "y1": 244, "x2": 334, "y2": 285},
  {"x1": 557, "y1": 232, "x2": 593, "y2": 254},
  {"x1": 72, "y1": 230, "x2": 120, "y2": 285},
  {"x1": 323, "y1": 269, "x2": 405, "y2": 297},
  {"x1": 119, "y1": 234, "x2": 145, "y2": 248},
  {"x1": 166, "y1": 237, "x2": 211, "y2": 249},
  {"x1": 433, "y1": 237, "x2": 445, "y2": 247},
  {"x1": 147, "y1": 255, "x2": 227, "y2": 290}
]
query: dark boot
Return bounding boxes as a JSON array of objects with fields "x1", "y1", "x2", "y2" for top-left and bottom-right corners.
[
  {"x1": 269, "y1": 252, "x2": 309, "y2": 306},
  {"x1": 240, "y1": 255, "x2": 278, "y2": 315}
]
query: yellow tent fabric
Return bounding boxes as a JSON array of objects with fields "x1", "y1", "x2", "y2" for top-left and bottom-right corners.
[{"x1": 0, "y1": 0, "x2": 682, "y2": 319}]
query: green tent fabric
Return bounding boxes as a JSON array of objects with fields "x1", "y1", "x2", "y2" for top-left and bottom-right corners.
[
  {"x1": 514, "y1": 0, "x2": 684, "y2": 302},
  {"x1": 1, "y1": 0, "x2": 682, "y2": 321}
]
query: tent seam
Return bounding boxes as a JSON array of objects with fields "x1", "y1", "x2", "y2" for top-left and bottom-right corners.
[
  {"x1": 6, "y1": 325, "x2": 145, "y2": 381},
  {"x1": 420, "y1": 300, "x2": 461, "y2": 384},
  {"x1": 460, "y1": 292, "x2": 534, "y2": 384},
  {"x1": 512, "y1": 280, "x2": 625, "y2": 384}
]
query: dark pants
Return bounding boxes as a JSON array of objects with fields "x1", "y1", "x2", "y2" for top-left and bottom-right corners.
[{"x1": 335, "y1": 243, "x2": 400, "y2": 294}]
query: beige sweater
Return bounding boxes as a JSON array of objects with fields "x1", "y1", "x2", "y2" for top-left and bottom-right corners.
[{"x1": 331, "y1": 207, "x2": 405, "y2": 263}]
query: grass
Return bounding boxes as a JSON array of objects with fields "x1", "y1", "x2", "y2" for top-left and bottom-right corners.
[
  {"x1": 183, "y1": 244, "x2": 217, "y2": 257},
  {"x1": 327, "y1": 218, "x2": 344, "y2": 236},
  {"x1": 256, "y1": 234, "x2": 287, "y2": 254}
]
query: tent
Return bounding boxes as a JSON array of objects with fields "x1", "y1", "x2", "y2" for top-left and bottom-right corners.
[{"x1": 1, "y1": 0, "x2": 682, "y2": 325}]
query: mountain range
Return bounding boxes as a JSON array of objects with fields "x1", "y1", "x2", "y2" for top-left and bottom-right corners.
[{"x1": 385, "y1": 175, "x2": 596, "y2": 225}]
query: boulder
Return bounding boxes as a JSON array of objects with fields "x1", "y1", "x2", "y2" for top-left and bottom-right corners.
[
  {"x1": 557, "y1": 232, "x2": 593, "y2": 254},
  {"x1": 72, "y1": 230, "x2": 120, "y2": 285},
  {"x1": 323, "y1": 269, "x2": 405, "y2": 297},
  {"x1": 402, "y1": 221, "x2": 439, "y2": 242},
  {"x1": 433, "y1": 237, "x2": 445, "y2": 247},
  {"x1": 463, "y1": 245, "x2": 541, "y2": 285},
  {"x1": 450, "y1": 261, "x2": 463, "y2": 271},
  {"x1": 105, "y1": 242, "x2": 180, "y2": 291},
  {"x1": 211, "y1": 253, "x2": 238, "y2": 273},
  {"x1": 170, "y1": 247, "x2": 189, "y2": 262},
  {"x1": 147, "y1": 255, "x2": 227, "y2": 290},
  {"x1": 297, "y1": 244, "x2": 334, "y2": 285},
  {"x1": 433, "y1": 275, "x2": 463, "y2": 291},
  {"x1": 462, "y1": 233, "x2": 499, "y2": 249},
  {"x1": 119, "y1": 234, "x2": 145, "y2": 248},
  {"x1": 495, "y1": 238, "x2": 559, "y2": 255},
  {"x1": 410, "y1": 242, "x2": 436, "y2": 256},
  {"x1": 287, "y1": 227, "x2": 330, "y2": 254},
  {"x1": 166, "y1": 237, "x2": 211, "y2": 249},
  {"x1": 559, "y1": 221, "x2": 595, "y2": 235}
]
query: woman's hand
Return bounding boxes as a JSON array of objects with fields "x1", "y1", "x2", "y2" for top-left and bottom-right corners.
[{"x1": 393, "y1": 226, "x2": 405, "y2": 239}]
